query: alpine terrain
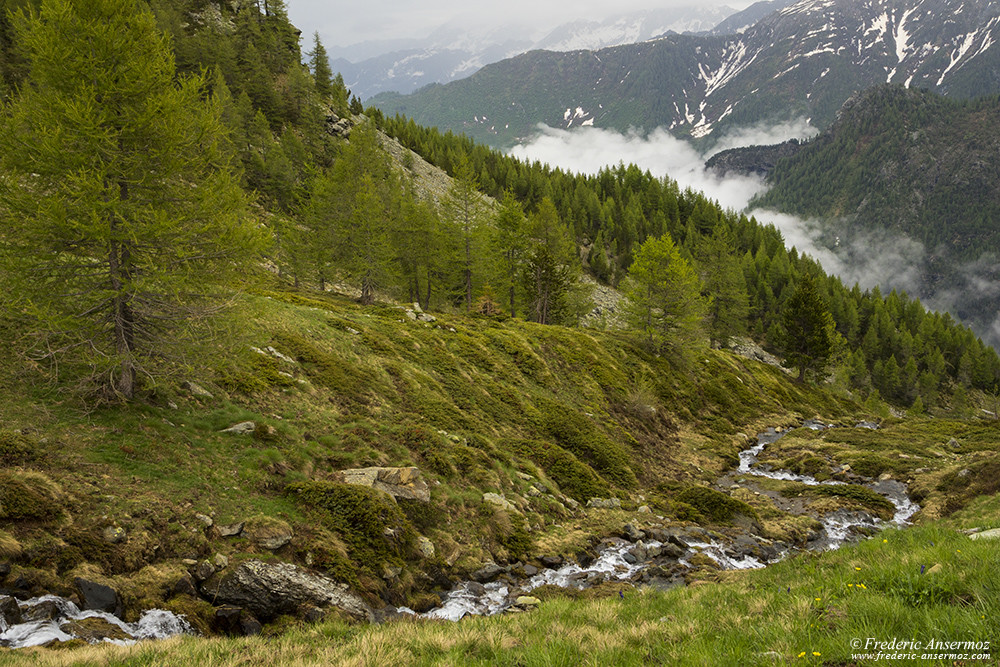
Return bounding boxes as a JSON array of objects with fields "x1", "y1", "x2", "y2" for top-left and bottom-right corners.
[{"x1": 372, "y1": 0, "x2": 1000, "y2": 148}]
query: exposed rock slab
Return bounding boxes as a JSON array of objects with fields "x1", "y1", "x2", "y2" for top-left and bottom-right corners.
[
  {"x1": 201, "y1": 560, "x2": 373, "y2": 622},
  {"x1": 340, "y1": 466, "x2": 430, "y2": 502}
]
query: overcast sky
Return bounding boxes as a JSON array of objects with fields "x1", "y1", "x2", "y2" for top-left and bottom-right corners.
[{"x1": 285, "y1": 0, "x2": 750, "y2": 49}]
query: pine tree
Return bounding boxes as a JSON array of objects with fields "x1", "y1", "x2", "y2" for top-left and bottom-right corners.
[
  {"x1": 779, "y1": 273, "x2": 836, "y2": 382},
  {"x1": 308, "y1": 31, "x2": 332, "y2": 100},
  {"x1": 0, "y1": 0, "x2": 265, "y2": 401},
  {"x1": 624, "y1": 232, "x2": 708, "y2": 354}
]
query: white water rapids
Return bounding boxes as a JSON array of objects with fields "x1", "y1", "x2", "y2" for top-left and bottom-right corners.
[
  {"x1": 404, "y1": 420, "x2": 918, "y2": 621},
  {"x1": 0, "y1": 595, "x2": 193, "y2": 649}
]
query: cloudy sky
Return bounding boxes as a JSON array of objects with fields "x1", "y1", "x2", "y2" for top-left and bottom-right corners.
[{"x1": 285, "y1": 0, "x2": 749, "y2": 49}]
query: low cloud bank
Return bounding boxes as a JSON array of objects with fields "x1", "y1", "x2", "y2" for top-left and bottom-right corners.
[{"x1": 509, "y1": 122, "x2": 1000, "y2": 349}]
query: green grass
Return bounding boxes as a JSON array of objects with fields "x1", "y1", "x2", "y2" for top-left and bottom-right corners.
[{"x1": 7, "y1": 522, "x2": 994, "y2": 666}]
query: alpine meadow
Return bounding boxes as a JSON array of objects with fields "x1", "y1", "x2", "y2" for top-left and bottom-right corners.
[{"x1": 0, "y1": 0, "x2": 997, "y2": 665}]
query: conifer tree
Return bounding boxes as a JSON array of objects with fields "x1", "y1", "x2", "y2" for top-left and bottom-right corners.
[
  {"x1": 443, "y1": 156, "x2": 482, "y2": 312},
  {"x1": 624, "y1": 232, "x2": 708, "y2": 354},
  {"x1": 779, "y1": 273, "x2": 836, "y2": 382},
  {"x1": 0, "y1": 0, "x2": 264, "y2": 401},
  {"x1": 303, "y1": 122, "x2": 397, "y2": 303},
  {"x1": 695, "y1": 226, "x2": 749, "y2": 347},
  {"x1": 308, "y1": 31, "x2": 333, "y2": 100},
  {"x1": 492, "y1": 190, "x2": 527, "y2": 317}
]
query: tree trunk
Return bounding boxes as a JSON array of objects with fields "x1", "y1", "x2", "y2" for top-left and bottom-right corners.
[{"x1": 108, "y1": 238, "x2": 135, "y2": 400}]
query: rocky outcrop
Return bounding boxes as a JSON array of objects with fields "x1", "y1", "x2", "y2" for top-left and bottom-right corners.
[
  {"x1": 200, "y1": 560, "x2": 373, "y2": 622},
  {"x1": 340, "y1": 466, "x2": 430, "y2": 503},
  {"x1": 704, "y1": 139, "x2": 802, "y2": 178}
]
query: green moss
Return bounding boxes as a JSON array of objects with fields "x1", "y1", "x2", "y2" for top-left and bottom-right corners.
[
  {"x1": 286, "y1": 481, "x2": 414, "y2": 566},
  {"x1": 510, "y1": 439, "x2": 610, "y2": 502},
  {"x1": 0, "y1": 430, "x2": 36, "y2": 465},
  {"x1": 216, "y1": 353, "x2": 296, "y2": 394},
  {"x1": 272, "y1": 332, "x2": 379, "y2": 403},
  {"x1": 676, "y1": 486, "x2": 759, "y2": 524}
]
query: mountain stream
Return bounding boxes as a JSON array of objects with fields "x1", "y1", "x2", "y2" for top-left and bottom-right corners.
[{"x1": 404, "y1": 420, "x2": 919, "y2": 621}]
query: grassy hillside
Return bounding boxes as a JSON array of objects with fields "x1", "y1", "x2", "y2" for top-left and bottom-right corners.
[{"x1": 0, "y1": 283, "x2": 864, "y2": 622}]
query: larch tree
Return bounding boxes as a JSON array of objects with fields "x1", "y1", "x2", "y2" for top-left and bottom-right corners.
[
  {"x1": 303, "y1": 121, "x2": 397, "y2": 304},
  {"x1": 443, "y1": 156, "x2": 482, "y2": 312},
  {"x1": 308, "y1": 31, "x2": 332, "y2": 100},
  {"x1": 624, "y1": 232, "x2": 709, "y2": 354},
  {"x1": 0, "y1": 0, "x2": 265, "y2": 401},
  {"x1": 491, "y1": 190, "x2": 527, "y2": 317}
]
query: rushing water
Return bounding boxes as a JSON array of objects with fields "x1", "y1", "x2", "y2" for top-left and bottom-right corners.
[
  {"x1": 405, "y1": 420, "x2": 919, "y2": 620},
  {"x1": 0, "y1": 595, "x2": 192, "y2": 649}
]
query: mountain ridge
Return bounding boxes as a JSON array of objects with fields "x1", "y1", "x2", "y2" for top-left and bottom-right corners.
[{"x1": 371, "y1": 0, "x2": 1000, "y2": 148}]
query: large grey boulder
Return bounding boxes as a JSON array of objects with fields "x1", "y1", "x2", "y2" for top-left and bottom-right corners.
[
  {"x1": 0, "y1": 595, "x2": 22, "y2": 626},
  {"x1": 201, "y1": 560, "x2": 373, "y2": 622},
  {"x1": 74, "y1": 577, "x2": 124, "y2": 619},
  {"x1": 341, "y1": 466, "x2": 430, "y2": 502}
]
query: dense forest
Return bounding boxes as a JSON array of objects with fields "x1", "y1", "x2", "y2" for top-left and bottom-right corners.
[
  {"x1": 0, "y1": 0, "x2": 996, "y2": 412},
  {"x1": 753, "y1": 86, "x2": 1000, "y2": 258}
]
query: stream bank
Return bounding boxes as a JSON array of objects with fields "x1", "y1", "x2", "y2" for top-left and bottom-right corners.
[{"x1": 403, "y1": 420, "x2": 918, "y2": 620}]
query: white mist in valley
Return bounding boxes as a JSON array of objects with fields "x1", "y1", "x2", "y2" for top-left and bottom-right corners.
[{"x1": 510, "y1": 122, "x2": 1000, "y2": 350}]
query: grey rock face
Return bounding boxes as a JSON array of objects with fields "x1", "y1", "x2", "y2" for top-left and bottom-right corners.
[{"x1": 200, "y1": 560, "x2": 373, "y2": 622}]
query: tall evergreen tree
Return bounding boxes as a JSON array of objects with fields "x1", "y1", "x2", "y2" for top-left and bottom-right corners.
[
  {"x1": 303, "y1": 122, "x2": 397, "y2": 303},
  {"x1": 624, "y1": 232, "x2": 708, "y2": 354},
  {"x1": 443, "y1": 156, "x2": 482, "y2": 312},
  {"x1": 492, "y1": 190, "x2": 527, "y2": 317},
  {"x1": 695, "y1": 226, "x2": 749, "y2": 347},
  {"x1": 0, "y1": 0, "x2": 264, "y2": 401},
  {"x1": 779, "y1": 273, "x2": 836, "y2": 382},
  {"x1": 308, "y1": 31, "x2": 332, "y2": 100}
]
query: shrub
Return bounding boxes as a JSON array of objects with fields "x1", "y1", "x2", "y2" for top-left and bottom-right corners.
[
  {"x1": 806, "y1": 484, "x2": 895, "y2": 518},
  {"x1": 286, "y1": 481, "x2": 414, "y2": 564},
  {"x1": 0, "y1": 430, "x2": 36, "y2": 465},
  {"x1": 536, "y1": 397, "x2": 637, "y2": 488},
  {"x1": 0, "y1": 470, "x2": 64, "y2": 521},
  {"x1": 676, "y1": 486, "x2": 758, "y2": 524},
  {"x1": 510, "y1": 439, "x2": 610, "y2": 502}
]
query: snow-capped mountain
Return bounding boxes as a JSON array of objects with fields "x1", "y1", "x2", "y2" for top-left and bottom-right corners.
[
  {"x1": 372, "y1": 0, "x2": 1000, "y2": 147},
  {"x1": 333, "y1": 7, "x2": 738, "y2": 100}
]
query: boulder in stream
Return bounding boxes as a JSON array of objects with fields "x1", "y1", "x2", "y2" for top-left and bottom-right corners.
[
  {"x1": 74, "y1": 578, "x2": 124, "y2": 619},
  {"x1": 201, "y1": 560, "x2": 373, "y2": 622}
]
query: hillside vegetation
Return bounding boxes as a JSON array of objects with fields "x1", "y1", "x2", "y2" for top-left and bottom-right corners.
[{"x1": 0, "y1": 0, "x2": 998, "y2": 660}]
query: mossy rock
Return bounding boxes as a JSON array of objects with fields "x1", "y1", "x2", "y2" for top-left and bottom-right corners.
[
  {"x1": 243, "y1": 515, "x2": 294, "y2": 550},
  {"x1": 0, "y1": 470, "x2": 64, "y2": 522},
  {"x1": 676, "y1": 486, "x2": 759, "y2": 524},
  {"x1": 804, "y1": 484, "x2": 895, "y2": 519},
  {"x1": 406, "y1": 592, "x2": 441, "y2": 613}
]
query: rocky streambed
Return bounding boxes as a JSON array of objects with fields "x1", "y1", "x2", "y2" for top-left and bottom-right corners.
[
  {"x1": 1, "y1": 421, "x2": 919, "y2": 646},
  {"x1": 403, "y1": 420, "x2": 919, "y2": 621},
  {"x1": 0, "y1": 594, "x2": 191, "y2": 649}
]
